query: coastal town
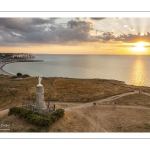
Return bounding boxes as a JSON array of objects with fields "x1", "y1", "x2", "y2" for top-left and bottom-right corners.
[
  {"x1": 0, "y1": 53, "x2": 35, "y2": 63},
  {"x1": 0, "y1": 53, "x2": 41, "y2": 76}
]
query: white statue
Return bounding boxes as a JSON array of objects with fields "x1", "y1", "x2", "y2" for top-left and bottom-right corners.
[{"x1": 37, "y1": 76, "x2": 42, "y2": 86}]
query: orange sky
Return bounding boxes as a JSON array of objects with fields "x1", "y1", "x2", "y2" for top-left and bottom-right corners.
[{"x1": 1, "y1": 42, "x2": 150, "y2": 55}]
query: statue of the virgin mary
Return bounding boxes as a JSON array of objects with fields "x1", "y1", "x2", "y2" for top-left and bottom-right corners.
[{"x1": 37, "y1": 76, "x2": 42, "y2": 86}]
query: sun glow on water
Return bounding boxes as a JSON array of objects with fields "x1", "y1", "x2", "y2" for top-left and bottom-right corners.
[{"x1": 129, "y1": 58, "x2": 147, "y2": 86}]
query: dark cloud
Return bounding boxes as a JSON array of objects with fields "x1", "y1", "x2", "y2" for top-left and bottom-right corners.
[
  {"x1": 96, "y1": 31, "x2": 150, "y2": 43},
  {"x1": 0, "y1": 18, "x2": 55, "y2": 33},
  {"x1": 114, "y1": 32, "x2": 150, "y2": 43},
  {"x1": 0, "y1": 19, "x2": 97, "y2": 46},
  {"x1": 1, "y1": 18, "x2": 150, "y2": 47},
  {"x1": 67, "y1": 20, "x2": 92, "y2": 30},
  {"x1": 29, "y1": 18, "x2": 55, "y2": 25},
  {"x1": 90, "y1": 18, "x2": 106, "y2": 20},
  {"x1": 93, "y1": 31, "x2": 150, "y2": 43},
  {"x1": 49, "y1": 26, "x2": 57, "y2": 31},
  {"x1": 67, "y1": 20, "x2": 79, "y2": 28},
  {"x1": 0, "y1": 18, "x2": 31, "y2": 33},
  {"x1": 97, "y1": 32, "x2": 115, "y2": 41}
]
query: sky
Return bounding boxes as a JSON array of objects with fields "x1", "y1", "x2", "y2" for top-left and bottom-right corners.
[{"x1": 1, "y1": 17, "x2": 150, "y2": 55}]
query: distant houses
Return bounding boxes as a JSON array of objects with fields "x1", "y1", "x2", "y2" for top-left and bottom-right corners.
[
  {"x1": 0, "y1": 53, "x2": 35, "y2": 62},
  {"x1": 11, "y1": 53, "x2": 34, "y2": 59}
]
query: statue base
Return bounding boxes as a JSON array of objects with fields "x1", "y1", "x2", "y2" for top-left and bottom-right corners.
[{"x1": 35, "y1": 85, "x2": 46, "y2": 111}]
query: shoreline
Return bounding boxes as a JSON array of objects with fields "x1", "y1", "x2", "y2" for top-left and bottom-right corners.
[
  {"x1": 0, "y1": 59, "x2": 43, "y2": 77},
  {"x1": 0, "y1": 62, "x2": 149, "y2": 88},
  {"x1": 0, "y1": 62, "x2": 14, "y2": 76}
]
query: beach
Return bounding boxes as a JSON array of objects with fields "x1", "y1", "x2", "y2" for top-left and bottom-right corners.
[{"x1": 0, "y1": 63, "x2": 13, "y2": 76}]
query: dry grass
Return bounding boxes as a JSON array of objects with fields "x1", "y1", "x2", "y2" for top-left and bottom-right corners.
[
  {"x1": 91, "y1": 105, "x2": 150, "y2": 132},
  {"x1": 101, "y1": 93, "x2": 150, "y2": 108},
  {"x1": 49, "y1": 111, "x2": 91, "y2": 132},
  {"x1": 0, "y1": 107, "x2": 90, "y2": 132},
  {"x1": 0, "y1": 76, "x2": 135, "y2": 110},
  {"x1": 2, "y1": 103, "x2": 150, "y2": 132},
  {"x1": 1, "y1": 77, "x2": 150, "y2": 132},
  {"x1": 51, "y1": 78, "x2": 133, "y2": 102}
]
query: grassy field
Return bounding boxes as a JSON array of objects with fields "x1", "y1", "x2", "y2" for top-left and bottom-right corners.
[
  {"x1": 101, "y1": 93, "x2": 150, "y2": 107},
  {"x1": 0, "y1": 76, "x2": 136, "y2": 110},
  {"x1": 1, "y1": 93, "x2": 150, "y2": 132},
  {"x1": 1, "y1": 76, "x2": 150, "y2": 132}
]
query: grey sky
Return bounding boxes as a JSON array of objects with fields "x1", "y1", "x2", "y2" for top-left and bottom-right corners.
[{"x1": 0, "y1": 18, "x2": 150, "y2": 46}]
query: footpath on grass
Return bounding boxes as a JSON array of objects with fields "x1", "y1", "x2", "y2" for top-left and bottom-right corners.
[{"x1": 1, "y1": 90, "x2": 150, "y2": 117}]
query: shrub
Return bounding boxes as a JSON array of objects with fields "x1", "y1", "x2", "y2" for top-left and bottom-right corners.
[
  {"x1": 16, "y1": 72, "x2": 22, "y2": 77},
  {"x1": 51, "y1": 109, "x2": 65, "y2": 119},
  {"x1": 8, "y1": 107, "x2": 65, "y2": 127},
  {"x1": 10, "y1": 75, "x2": 17, "y2": 79},
  {"x1": 25, "y1": 114, "x2": 52, "y2": 127},
  {"x1": 8, "y1": 107, "x2": 33, "y2": 118},
  {"x1": 22, "y1": 74, "x2": 30, "y2": 78},
  {"x1": 49, "y1": 115, "x2": 58, "y2": 122}
]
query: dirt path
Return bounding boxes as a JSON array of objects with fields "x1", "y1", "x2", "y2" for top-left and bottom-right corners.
[
  {"x1": 64, "y1": 91, "x2": 150, "y2": 114},
  {"x1": 1, "y1": 90, "x2": 150, "y2": 132},
  {"x1": 65, "y1": 91, "x2": 139, "y2": 111},
  {"x1": 64, "y1": 90, "x2": 150, "y2": 132},
  {"x1": 80, "y1": 111, "x2": 107, "y2": 132},
  {"x1": 142, "y1": 92, "x2": 150, "y2": 97},
  {"x1": 0, "y1": 109, "x2": 9, "y2": 118}
]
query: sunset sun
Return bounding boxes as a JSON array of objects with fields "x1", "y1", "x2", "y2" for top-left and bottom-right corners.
[{"x1": 130, "y1": 42, "x2": 149, "y2": 54}]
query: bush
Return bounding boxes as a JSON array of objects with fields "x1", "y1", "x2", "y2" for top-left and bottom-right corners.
[
  {"x1": 16, "y1": 72, "x2": 22, "y2": 77},
  {"x1": 8, "y1": 107, "x2": 33, "y2": 118},
  {"x1": 8, "y1": 107, "x2": 65, "y2": 127},
  {"x1": 25, "y1": 114, "x2": 52, "y2": 127},
  {"x1": 22, "y1": 74, "x2": 30, "y2": 78},
  {"x1": 51, "y1": 109, "x2": 65, "y2": 119},
  {"x1": 10, "y1": 75, "x2": 17, "y2": 79}
]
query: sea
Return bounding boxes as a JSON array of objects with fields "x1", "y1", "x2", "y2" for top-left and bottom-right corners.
[{"x1": 3, "y1": 54, "x2": 150, "y2": 87}]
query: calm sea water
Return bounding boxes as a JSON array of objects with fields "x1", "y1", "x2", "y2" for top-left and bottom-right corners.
[{"x1": 3, "y1": 55, "x2": 150, "y2": 86}]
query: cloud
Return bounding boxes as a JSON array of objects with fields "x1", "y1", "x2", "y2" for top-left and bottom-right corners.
[
  {"x1": 97, "y1": 32, "x2": 115, "y2": 41},
  {"x1": 67, "y1": 20, "x2": 92, "y2": 30},
  {"x1": 90, "y1": 18, "x2": 106, "y2": 20},
  {"x1": 29, "y1": 18, "x2": 55, "y2": 25},
  {"x1": 123, "y1": 25, "x2": 128, "y2": 28},
  {"x1": 0, "y1": 18, "x2": 55, "y2": 33},
  {"x1": 0, "y1": 18, "x2": 32, "y2": 33},
  {"x1": 0, "y1": 19, "x2": 97, "y2": 46},
  {"x1": 94, "y1": 31, "x2": 150, "y2": 43},
  {"x1": 114, "y1": 32, "x2": 150, "y2": 43},
  {"x1": 11, "y1": 32, "x2": 24, "y2": 37},
  {"x1": 129, "y1": 27, "x2": 135, "y2": 31},
  {"x1": 1, "y1": 18, "x2": 150, "y2": 46},
  {"x1": 75, "y1": 18, "x2": 80, "y2": 21}
]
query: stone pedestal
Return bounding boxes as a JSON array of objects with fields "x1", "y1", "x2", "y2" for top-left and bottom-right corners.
[{"x1": 35, "y1": 85, "x2": 46, "y2": 111}]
